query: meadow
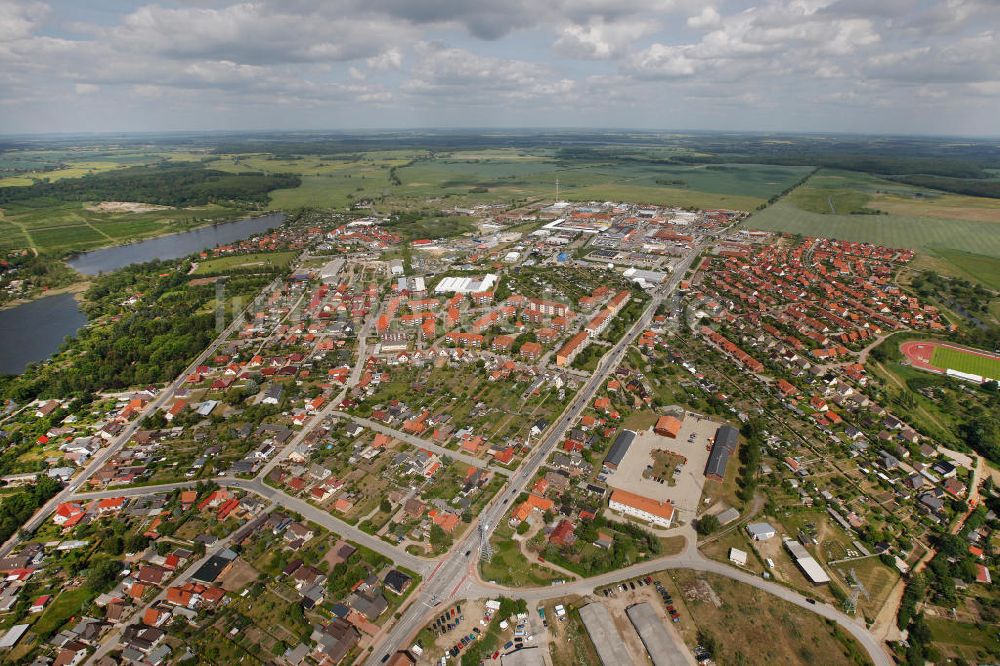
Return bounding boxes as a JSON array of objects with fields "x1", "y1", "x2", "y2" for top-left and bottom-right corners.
[{"x1": 191, "y1": 250, "x2": 297, "y2": 275}]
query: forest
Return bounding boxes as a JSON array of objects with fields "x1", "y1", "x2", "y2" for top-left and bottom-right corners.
[{"x1": 0, "y1": 162, "x2": 300, "y2": 208}]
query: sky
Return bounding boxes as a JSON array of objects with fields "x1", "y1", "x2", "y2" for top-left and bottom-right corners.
[{"x1": 1, "y1": 0, "x2": 999, "y2": 136}]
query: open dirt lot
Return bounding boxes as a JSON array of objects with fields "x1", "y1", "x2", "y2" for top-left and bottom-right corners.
[{"x1": 605, "y1": 412, "x2": 719, "y2": 525}]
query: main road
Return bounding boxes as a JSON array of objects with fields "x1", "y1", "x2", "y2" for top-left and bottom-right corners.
[{"x1": 363, "y1": 243, "x2": 710, "y2": 665}]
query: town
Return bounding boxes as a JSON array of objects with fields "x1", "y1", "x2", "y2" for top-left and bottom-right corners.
[{"x1": 0, "y1": 197, "x2": 996, "y2": 666}]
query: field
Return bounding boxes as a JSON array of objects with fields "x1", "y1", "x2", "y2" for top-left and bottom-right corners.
[
  {"x1": 931, "y1": 345, "x2": 1000, "y2": 379},
  {"x1": 192, "y1": 250, "x2": 297, "y2": 275},
  {"x1": 0, "y1": 200, "x2": 243, "y2": 255},
  {"x1": 748, "y1": 201, "x2": 1000, "y2": 258},
  {"x1": 901, "y1": 340, "x2": 1000, "y2": 381},
  {"x1": 0, "y1": 161, "x2": 129, "y2": 187},
  {"x1": 926, "y1": 616, "x2": 1000, "y2": 662},
  {"x1": 659, "y1": 570, "x2": 871, "y2": 666},
  {"x1": 746, "y1": 169, "x2": 1000, "y2": 287}
]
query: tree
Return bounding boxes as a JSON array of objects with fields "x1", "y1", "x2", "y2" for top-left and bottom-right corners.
[
  {"x1": 379, "y1": 498, "x2": 392, "y2": 514},
  {"x1": 695, "y1": 515, "x2": 721, "y2": 535},
  {"x1": 86, "y1": 558, "x2": 123, "y2": 593}
]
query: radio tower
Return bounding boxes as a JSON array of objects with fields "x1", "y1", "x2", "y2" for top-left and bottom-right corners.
[
  {"x1": 479, "y1": 522, "x2": 494, "y2": 562},
  {"x1": 555, "y1": 177, "x2": 560, "y2": 202}
]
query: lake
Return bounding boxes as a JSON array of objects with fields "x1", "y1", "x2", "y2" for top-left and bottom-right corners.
[
  {"x1": 0, "y1": 292, "x2": 88, "y2": 375},
  {"x1": 68, "y1": 212, "x2": 285, "y2": 275},
  {"x1": 1, "y1": 213, "x2": 285, "y2": 374}
]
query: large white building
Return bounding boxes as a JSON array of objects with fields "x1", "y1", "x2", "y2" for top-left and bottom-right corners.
[{"x1": 433, "y1": 273, "x2": 498, "y2": 294}]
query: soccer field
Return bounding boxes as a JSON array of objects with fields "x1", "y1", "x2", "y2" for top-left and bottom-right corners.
[{"x1": 931, "y1": 346, "x2": 1000, "y2": 380}]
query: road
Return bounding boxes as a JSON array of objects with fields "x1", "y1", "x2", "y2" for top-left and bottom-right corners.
[
  {"x1": 12, "y1": 236, "x2": 891, "y2": 666},
  {"x1": 68, "y1": 477, "x2": 432, "y2": 576},
  {"x1": 362, "y1": 243, "x2": 708, "y2": 665},
  {"x1": 330, "y1": 413, "x2": 511, "y2": 477},
  {"x1": 87, "y1": 502, "x2": 276, "y2": 663},
  {"x1": 0, "y1": 274, "x2": 286, "y2": 559}
]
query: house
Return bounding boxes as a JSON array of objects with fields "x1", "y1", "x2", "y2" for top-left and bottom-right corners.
[
  {"x1": 729, "y1": 548, "x2": 748, "y2": 566},
  {"x1": 608, "y1": 489, "x2": 674, "y2": 528},
  {"x1": 745, "y1": 522, "x2": 776, "y2": 541},
  {"x1": 549, "y1": 519, "x2": 576, "y2": 547},
  {"x1": 312, "y1": 619, "x2": 359, "y2": 664},
  {"x1": 30, "y1": 595, "x2": 52, "y2": 613},
  {"x1": 53, "y1": 502, "x2": 86, "y2": 529},
  {"x1": 383, "y1": 570, "x2": 412, "y2": 595}
]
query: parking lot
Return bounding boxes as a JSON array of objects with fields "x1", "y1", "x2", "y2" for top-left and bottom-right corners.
[{"x1": 605, "y1": 412, "x2": 719, "y2": 525}]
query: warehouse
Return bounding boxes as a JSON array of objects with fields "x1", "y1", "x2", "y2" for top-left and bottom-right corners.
[
  {"x1": 625, "y1": 602, "x2": 690, "y2": 666},
  {"x1": 603, "y1": 429, "x2": 636, "y2": 471},
  {"x1": 578, "y1": 603, "x2": 633, "y2": 666},
  {"x1": 705, "y1": 424, "x2": 739, "y2": 482},
  {"x1": 784, "y1": 538, "x2": 831, "y2": 584}
]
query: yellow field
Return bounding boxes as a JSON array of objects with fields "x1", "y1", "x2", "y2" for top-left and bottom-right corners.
[{"x1": 0, "y1": 161, "x2": 125, "y2": 187}]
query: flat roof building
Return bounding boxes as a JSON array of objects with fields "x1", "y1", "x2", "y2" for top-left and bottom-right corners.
[
  {"x1": 625, "y1": 602, "x2": 690, "y2": 666},
  {"x1": 578, "y1": 603, "x2": 633, "y2": 666}
]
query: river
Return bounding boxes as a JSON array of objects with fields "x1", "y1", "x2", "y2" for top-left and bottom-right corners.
[
  {"x1": 67, "y1": 212, "x2": 285, "y2": 275},
  {"x1": 0, "y1": 213, "x2": 285, "y2": 375}
]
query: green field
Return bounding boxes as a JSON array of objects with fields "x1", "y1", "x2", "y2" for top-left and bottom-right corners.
[
  {"x1": 192, "y1": 251, "x2": 297, "y2": 275},
  {"x1": 748, "y1": 201, "x2": 1000, "y2": 257},
  {"x1": 931, "y1": 345, "x2": 1000, "y2": 380},
  {"x1": 926, "y1": 249, "x2": 1000, "y2": 291},
  {"x1": 0, "y1": 200, "x2": 243, "y2": 255}
]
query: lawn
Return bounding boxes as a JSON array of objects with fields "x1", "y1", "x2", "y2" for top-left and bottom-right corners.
[
  {"x1": 931, "y1": 345, "x2": 1000, "y2": 379},
  {"x1": 481, "y1": 524, "x2": 564, "y2": 587},
  {"x1": 928, "y1": 249, "x2": 1000, "y2": 290},
  {"x1": 30, "y1": 587, "x2": 95, "y2": 639},
  {"x1": 192, "y1": 251, "x2": 297, "y2": 275}
]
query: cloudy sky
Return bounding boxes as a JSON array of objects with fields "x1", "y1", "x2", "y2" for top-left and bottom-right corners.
[{"x1": 1, "y1": 0, "x2": 998, "y2": 136}]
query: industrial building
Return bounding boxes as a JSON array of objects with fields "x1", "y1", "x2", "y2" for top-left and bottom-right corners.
[
  {"x1": 705, "y1": 424, "x2": 739, "y2": 482},
  {"x1": 784, "y1": 538, "x2": 831, "y2": 584},
  {"x1": 433, "y1": 273, "x2": 498, "y2": 294},
  {"x1": 625, "y1": 602, "x2": 690, "y2": 666},
  {"x1": 603, "y1": 429, "x2": 636, "y2": 471},
  {"x1": 578, "y1": 603, "x2": 633, "y2": 666}
]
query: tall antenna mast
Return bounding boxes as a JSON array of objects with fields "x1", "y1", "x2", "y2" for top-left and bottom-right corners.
[{"x1": 555, "y1": 177, "x2": 560, "y2": 202}]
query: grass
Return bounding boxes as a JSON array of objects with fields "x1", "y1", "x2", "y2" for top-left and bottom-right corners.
[
  {"x1": 30, "y1": 587, "x2": 95, "y2": 639},
  {"x1": 661, "y1": 570, "x2": 871, "y2": 666},
  {"x1": 931, "y1": 345, "x2": 1000, "y2": 379},
  {"x1": 926, "y1": 616, "x2": 1000, "y2": 661},
  {"x1": 748, "y1": 200, "x2": 1000, "y2": 258},
  {"x1": 926, "y1": 248, "x2": 1000, "y2": 290},
  {"x1": 0, "y1": 161, "x2": 129, "y2": 187},
  {"x1": 747, "y1": 168, "x2": 1000, "y2": 261},
  {"x1": 0, "y1": 200, "x2": 243, "y2": 255},
  {"x1": 192, "y1": 251, "x2": 297, "y2": 275},
  {"x1": 480, "y1": 524, "x2": 564, "y2": 586}
]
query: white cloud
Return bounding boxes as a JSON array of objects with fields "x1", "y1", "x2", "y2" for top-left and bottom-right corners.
[{"x1": 687, "y1": 6, "x2": 721, "y2": 29}]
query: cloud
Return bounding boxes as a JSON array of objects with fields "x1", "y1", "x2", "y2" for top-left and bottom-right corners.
[
  {"x1": 687, "y1": 6, "x2": 721, "y2": 29},
  {"x1": 553, "y1": 18, "x2": 658, "y2": 59}
]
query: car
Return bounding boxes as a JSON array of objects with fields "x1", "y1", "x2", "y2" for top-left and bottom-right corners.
[
  {"x1": 628, "y1": 581, "x2": 636, "y2": 590},
  {"x1": 806, "y1": 598, "x2": 816, "y2": 605},
  {"x1": 465, "y1": 550, "x2": 471, "y2": 557},
  {"x1": 380, "y1": 654, "x2": 390, "y2": 663},
  {"x1": 492, "y1": 651, "x2": 501, "y2": 660},
  {"x1": 504, "y1": 641, "x2": 514, "y2": 650},
  {"x1": 645, "y1": 576, "x2": 653, "y2": 584}
]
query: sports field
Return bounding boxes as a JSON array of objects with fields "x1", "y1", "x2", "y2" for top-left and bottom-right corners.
[
  {"x1": 900, "y1": 340, "x2": 1000, "y2": 381},
  {"x1": 931, "y1": 346, "x2": 1000, "y2": 380}
]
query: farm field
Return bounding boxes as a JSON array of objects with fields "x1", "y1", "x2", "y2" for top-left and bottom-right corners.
[
  {"x1": 747, "y1": 201, "x2": 1000, "y2": 259},
  {"x1": 926, "y1": 616, "x2": 1000, "y2": 662},
  {"x1": 747, "y1": 169, "x2": 1000, "y2": 287},
  {"x1": 931, "y1": 345, "x2": 1000, "y2": 380},
  {"x1": 0, "y1": 161, "x2": 130, "y2": 187},
  {"x1": 0, "y1": 200, "x2": 243, "y2": 255}
]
